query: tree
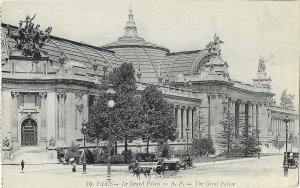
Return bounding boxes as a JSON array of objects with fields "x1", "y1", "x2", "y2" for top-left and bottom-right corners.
[
  {"x1": 86, "y1": 62, "x2": 143, "y2": 153},
  {"x1": 191, "y1": 137, "x2": 215, "y2": 156},
  {"x1": 140, "y1": 84, "x2": 176, "y2": 154},
  {"x1": 109, "y1": 62, "x2": 143, "y2": 152},
  {"x1": 280, "y1": 89, "x2": 294, "y2": 109},
  {"x1": 192, "y1": 114, "x2": 208, "y2": 139},
  {"x1": 239, "y1": 112, "x2": 259, "y2": 157},
  {"x1": 191, "y1": 114, "x2": 215, "y2": 156},
  {"x1": 273, "y1": 138, "x2": 285, "y2": 154},
  {"x1": 216, "y1": 113, "x2": 236, "y2": 155}
]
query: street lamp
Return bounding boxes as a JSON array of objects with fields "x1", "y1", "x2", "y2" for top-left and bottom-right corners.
[
  {"x1": 185, "y1": 127, "x2": 190, "y2": 154},
  {"x1": 82, "y1": 121, "x2": 87, "y2": 174},
  {"x1": 106, "y1": 84, "x2": 116, "y2": 181},
  {"x1": 257, "y1": 129, "x2": 260, "y2": 159},
  {"x1": 283, "y1": 116, "x2": 290, "y2": 177}
]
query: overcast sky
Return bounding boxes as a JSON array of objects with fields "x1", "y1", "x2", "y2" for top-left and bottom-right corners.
[{"x1": 2, "y1": 0, "x2": 299, "y2": 107}]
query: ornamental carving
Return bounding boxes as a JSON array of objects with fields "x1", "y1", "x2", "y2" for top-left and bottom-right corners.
[
  {"x1": 2, "y1": 137, "x2": 10, "y2": 148},
  {"x1": 6, "y1": 14, "x2": 52, "y2": 58},
  {"x1": 57, "y1": 92, "x2": 66, "y2": 99},
  {"x1": 11, "y1": 92, "x2": 20, "y2": 98},
  {"x1": 39, "y1": 92, "x2": 47, "y2": 99},
  {"x1": 206, "y1": 34, "x2": 224, "y2": 55},
  {"x1": 75, "y1": 93, "x2": 84, "y2": 112}
]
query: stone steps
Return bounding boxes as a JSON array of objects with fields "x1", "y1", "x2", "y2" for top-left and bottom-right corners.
[{"x1": 3, "y1": 147, "x2": 58, "y2": 165}]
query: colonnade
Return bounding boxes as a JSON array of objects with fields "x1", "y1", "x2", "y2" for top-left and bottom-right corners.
[
  {"x1": 174, "y1": 105, "x2": 199, "y2": 140},
  {"x1": 207, "y1": 93, "x2": 270, "y2": 140},
  {"x1": 271, "y1": 117, "x2": 296, "y2": 140}
]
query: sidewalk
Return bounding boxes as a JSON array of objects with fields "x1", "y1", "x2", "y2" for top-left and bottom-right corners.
[{"x1": 195, "y1": 154, "x2": 281, "y2": 167}]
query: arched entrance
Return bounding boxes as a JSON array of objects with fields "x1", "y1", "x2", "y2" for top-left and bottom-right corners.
[{"x1": 21, "y1": 118, "x2": 38, "y2": 146}]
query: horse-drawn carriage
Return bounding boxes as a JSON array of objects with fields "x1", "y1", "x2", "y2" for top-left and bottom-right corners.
[
  {"x1": 154, "y1": 158, "x2": 180, "y2": 178},
  {"x1": 179, "y1": 155, "x2": 194, "y2": 169}
]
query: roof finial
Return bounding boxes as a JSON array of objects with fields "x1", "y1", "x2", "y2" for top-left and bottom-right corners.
[
  {"x1": 121, "y1": 5, "x2": 141, "y2": 39},
  {"x1": 128, "y1": 5, "x2": 133, "y2": 23}
]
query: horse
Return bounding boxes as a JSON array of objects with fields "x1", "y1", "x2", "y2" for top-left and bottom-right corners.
[{"x1": 128, "y1": 163, "x2": 152, "y2": 179}]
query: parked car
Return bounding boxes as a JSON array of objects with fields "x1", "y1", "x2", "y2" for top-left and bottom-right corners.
[{"x1": 283, "y1": 152, "x2": 298, "y2": 168}]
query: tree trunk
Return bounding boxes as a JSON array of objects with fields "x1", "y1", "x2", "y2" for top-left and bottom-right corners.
[
  {"x1": 125, "y1": 137, "x2": 128, "y2": 152},
  {"x1": 146, "y1": 138, "x2": 150, "y2": 154},
  {"x1": 115, "y1": 141, "x2": 118, "y2": 155}
]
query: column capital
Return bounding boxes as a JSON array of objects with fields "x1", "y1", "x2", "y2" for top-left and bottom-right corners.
[
  {"x1": 182, "y1": 106, "x2": 187, "y2": 110},
  {"x1": 39, "y1": 92, "x2": 47, "y2": 99},
  {"x1": 11, "y1": 92, "x2": 19, "y2": 98},
  {"x1": 57, "y1": 92, "x2": 66, "y2": 99},
  {"x1": 176, "y1": 105, "x2": 182, "y2": 109}
]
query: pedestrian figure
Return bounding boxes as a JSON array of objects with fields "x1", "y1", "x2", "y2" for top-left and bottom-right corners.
[
  {"x1": 72, "y1": 162, "x2": 76, "y2": 172},
  {"x1": 21, "y1": 160, "x2": 25, "y2": 171}
]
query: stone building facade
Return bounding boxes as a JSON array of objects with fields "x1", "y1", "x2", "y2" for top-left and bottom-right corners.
[{"x1": 1, "y1": 8, "x2": 298, "y2": 159}]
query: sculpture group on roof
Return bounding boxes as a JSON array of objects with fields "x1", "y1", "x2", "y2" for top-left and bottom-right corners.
[
  {"x1": 6, "y1": 14, "x2": 52, "y2": 58},
  {"x1": 258, "y1": 56, "x2": 267, "y2": 74},
  {"x1": 206, "y1": 34, "x2": 224, "y2": 55}
]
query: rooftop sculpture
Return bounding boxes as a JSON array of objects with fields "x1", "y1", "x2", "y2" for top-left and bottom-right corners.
[
  {"x1": 206, "y1": 34, "x2": 224, "y2": 55},
  {"x1": 6, "y1": 14, "x2": 52, "y2": 58}
]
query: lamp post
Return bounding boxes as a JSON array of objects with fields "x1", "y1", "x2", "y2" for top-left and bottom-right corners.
[
  {"x1": 185, "y1": 127, "x2": 190, "y2": 154},
  {"x1": 257, "y1": 129, "x2": 260, "y2": 159},
  {"x1": 82, "y1": 121, "x2": 87, "y2": 174},
  {"x1": 283, "y1": 116, "x2": 290, "y2": 177},
  {"x1": 106, "y1": 84, "x2": 116, "y2": 181}
]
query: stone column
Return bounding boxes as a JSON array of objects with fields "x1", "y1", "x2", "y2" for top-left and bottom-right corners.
[
  {"x1": 192, "y1": 107, "x2": 198, "y2": 138},
  {"x1": 57, "y1": 92, "x2": 66, "y2": 140},
  {"x1": 182, "y1": 106, "x2": 187, "y2": 139},
  {"x1": 39, "y1": 92, "x2": 47, "y2": 142},
  {"x1": 11, "y1": 92, "x2": 19, "y2": 142},
  {"x1": 176, "y1": 105, "x2": 182, "y2": 139},
  {"x1": 252, "y1": 103, "x2": 256, "y2": 129},
  {"x1": 188, "y1": 106, "x2": 193, "y2": 139},
  {"x1": 248, "y1": 102, "x2": 253, "y2": 127},
  {"x1": 209, "y1": 94, "x2": 216, "y2": 138}
]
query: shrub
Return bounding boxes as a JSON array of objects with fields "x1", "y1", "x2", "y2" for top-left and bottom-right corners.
[
  {"x1": 98, "y1": 155, "x2": 108, "y2": 163},
  {"x1": 84, "y1": 149, "x2": 95, "y2": 164},
  {"x1": 56, "y1": 147, "x2": 65, "y2": 159},
  {"x1": 122, "y1": 150, "x2": 133, "y2": 164},
  {"x1": 65, "y1": 142, "x2": 81, "y2": 163},
  {"x1": 191, "y1": 137, "x2": 215, "y2": 156},
  {"x1": 111, "y1": 154, "x2": 124, "y2": 164},
  {"x1": 157, "y1": 142, "x2": 172, "y2": 157},
  {"x1": 135, "y1": 153, "x2": 156, "y2": 162}
]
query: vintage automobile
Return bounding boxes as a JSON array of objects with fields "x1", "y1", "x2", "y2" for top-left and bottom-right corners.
[
  {"x1": 179, "y1": 155, "x2": 194, "y2": 169},
  {"x1": 283, "y1": 152, "x2": 299, "y2": 168},
  {"x1": 154, "y1": 158, "x2": 180, "y2": 178}
]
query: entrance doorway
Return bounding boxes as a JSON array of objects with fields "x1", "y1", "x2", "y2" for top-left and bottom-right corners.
[{"x1": 21, "y1": 118, "x2": 38, "y2": 146}]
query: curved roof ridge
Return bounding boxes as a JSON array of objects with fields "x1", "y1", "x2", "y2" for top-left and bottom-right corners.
[
  {"x1": 165, "y1": 54, "x2": 192, "y2": 75},
  {"x1": 188, "y1": 49, "x2": 208, "y2": 74},
  {"x1": 141, "y1": 47, "x2": 159, "y2": 79},
  {"x1": 84, "y1": 45, "x2": 114, "y2": 69},
  {"x1": 64, "y1": 40, "x2": 93, "y2": 65},
  {"x1": 49, "y1": 39, "x2": 70, "y2": 60}
]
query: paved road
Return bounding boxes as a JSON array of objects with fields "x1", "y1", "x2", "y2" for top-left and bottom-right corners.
[{"x1": 2, "y1": 155, "x2": 298, "y2": 188}]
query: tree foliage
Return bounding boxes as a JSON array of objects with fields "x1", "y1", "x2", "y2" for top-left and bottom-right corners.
[
  {"x1": 140, "y1": 84, "x2": 176, "y2": 153},
  {"x1": 216, "y1": 113, "x2": 236, "y2": 155},
  {"x1": 280, "y1": 89, "x2": 294, "y2": 109},
  {"x1": 239, "y1": 112, "x2": 259, "y2": 157},
  {"x1": 86, "y1": 62, "x2": 143, "y2": 151},
  {"x1": 191, "y1": 137, "x2": 215, "y2": 156}
]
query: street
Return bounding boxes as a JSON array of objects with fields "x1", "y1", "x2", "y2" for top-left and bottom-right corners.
[{"x1": 2, "y1": 155, "x2": 298, "y2": 188}]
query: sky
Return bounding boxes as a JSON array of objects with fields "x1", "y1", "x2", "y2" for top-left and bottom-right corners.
[{"x1": 2, "y1": 0, "x2": 299, "y2": 107}]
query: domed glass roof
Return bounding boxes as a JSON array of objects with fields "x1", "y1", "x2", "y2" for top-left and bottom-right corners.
[{"x1": 101, "y1": 7, "x2": 170, "y2": 83}]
